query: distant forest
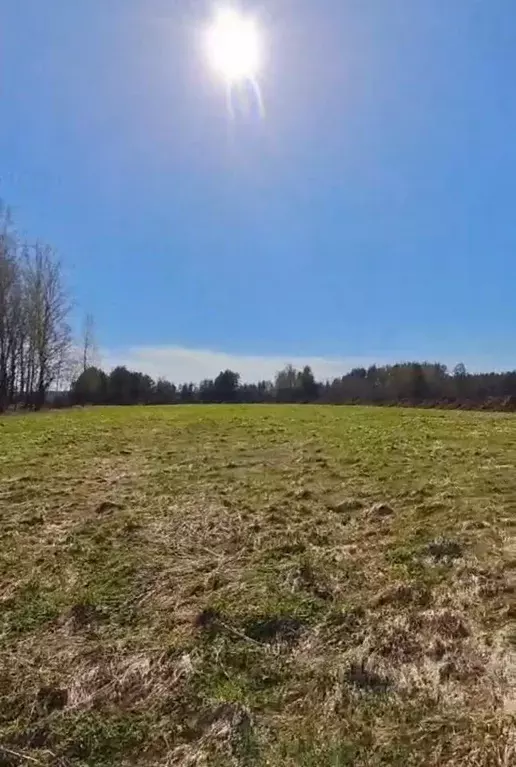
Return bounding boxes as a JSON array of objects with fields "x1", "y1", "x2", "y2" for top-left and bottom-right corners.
[
  {"x1": 69, "y1": 361, "x2": 516, "y2": 411},
  {"x1": 2, "y1": 201, "x2": 516, "y2": 412}
]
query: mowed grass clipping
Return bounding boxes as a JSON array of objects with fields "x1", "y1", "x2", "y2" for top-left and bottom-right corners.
[{"x1": 0, "y1": 405, "x2": 515, "y2": 766}]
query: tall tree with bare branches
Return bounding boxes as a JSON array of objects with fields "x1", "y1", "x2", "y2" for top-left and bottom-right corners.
[
  {"x1": 0, "y1": 201, "x2": 72, "y2": 410},
  {"x1": 81, "y1": 312, "x2": 98, "y2": 372}
]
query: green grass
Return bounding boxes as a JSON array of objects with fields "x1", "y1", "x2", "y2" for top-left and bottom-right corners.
[{"x1": 0, "y1": 405, "x2": 515, "y2": 765}]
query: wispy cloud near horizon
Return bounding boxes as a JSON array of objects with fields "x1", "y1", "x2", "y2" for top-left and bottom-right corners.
[
  {"x1": 101, "y1": 345, "x2": 385, "y2": 384},
  {"x1": 100, "y1": 345, "x2": 513, "y2": 384}
]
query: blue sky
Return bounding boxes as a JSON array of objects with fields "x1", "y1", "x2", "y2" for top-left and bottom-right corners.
[{"x1": 2, "y1": 0, "x2": 516, "y2": 381}]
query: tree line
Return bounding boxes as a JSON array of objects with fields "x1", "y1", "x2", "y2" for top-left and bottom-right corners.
[{"x1": 70, "y1": 361, "x2": 516, "y2": 410}]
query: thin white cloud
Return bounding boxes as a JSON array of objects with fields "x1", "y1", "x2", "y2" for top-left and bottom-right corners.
[
  {"x1": 101, "y1": 345, "x2": 387, "y2": 383},
  {"x1": 100, "y1": 345, "x2": 516, "y2": 384}
]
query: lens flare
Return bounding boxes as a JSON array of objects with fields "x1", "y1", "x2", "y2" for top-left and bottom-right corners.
[{"x1": 204, "y1": 6, "x2": 265, "y2": 119}]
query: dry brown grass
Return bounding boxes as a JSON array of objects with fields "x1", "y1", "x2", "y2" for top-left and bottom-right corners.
[{"x1": 0, "y1": 405, "x2": 515, "y2": 765}]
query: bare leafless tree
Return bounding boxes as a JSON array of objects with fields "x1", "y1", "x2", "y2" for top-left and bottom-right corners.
[
  {"x1": 81, "y1": 312, "x2": 98, "y2": 372},
  {"x1": 0, "y1": 207, "x2": 22, "y2": 411},
  {"x1": 24, "y1": 245, "x2": 71, "y2": 409},
  {"x1": 0, "y1": 201, "x2": 72, "y2": 410}
]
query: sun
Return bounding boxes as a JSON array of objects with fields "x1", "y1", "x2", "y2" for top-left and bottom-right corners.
[{"x1": 205, "y1": 7, "x2": 262, "y2": 83}]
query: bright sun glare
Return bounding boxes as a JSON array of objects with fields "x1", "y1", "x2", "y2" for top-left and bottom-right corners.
[{"x1": 205, "y1": 7, "x2": 262, "y2": 83}]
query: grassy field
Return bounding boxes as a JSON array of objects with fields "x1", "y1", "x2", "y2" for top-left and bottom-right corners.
[{"x1": 0, "y1": 405, "x2": 515, "y2": 766}]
